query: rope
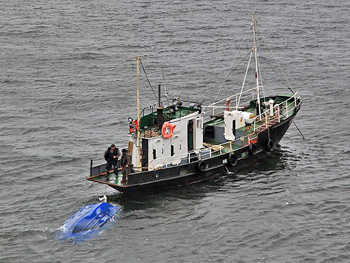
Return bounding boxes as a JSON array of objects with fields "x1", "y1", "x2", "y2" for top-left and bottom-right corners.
[
  {"x1": 257, "y1": 50, "x2": 267, "y2": 102},
  {"x1": 236, "y1": 51, "x2": 253, "y2": 110},
  {"x1": 139, "y1": 59, "x2": 159, "y2": 102},
  {"x1": 257, "y1": 51, "x2": 292, "y2": 92},
  {"x1": 212, "y1": 27, "x2": 251, "y2": 104},
  {"x1": 161, "y1": 66, "x2": 170, "y2": 106},
  {"x1": 213, "y1": 51, "x2": 252, "y2": 103},
  {"x1": 293, "y1": 120, "x2": 306, "y2": 140},
  {"x1": 260, "y1": 35, "x2": 295, "y2": 93}
]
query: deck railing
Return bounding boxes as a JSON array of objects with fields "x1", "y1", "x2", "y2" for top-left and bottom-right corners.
[
  {"x1": 203, "y1": 87, "x2": 258, "y2": 117},
  {"x1": 89, "y1": 144, "x2": 127, "y2": 176},
  {"x1": 252, "y1": 91, "x2": 300, "y2": 133}
]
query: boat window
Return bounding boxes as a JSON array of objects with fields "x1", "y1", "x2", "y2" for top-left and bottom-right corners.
[
  {"x1": 232, "y1": 120, "x2": 236, "y2": 137},
  {"x1": 204, "y1": 126, "x2": 215, "y2": 138},
  {"x1": 153, "y1": 149, "x2": 157, "y2": 159},
  {"x1": 171, "y1": 145, "x2": 175, "y2": 156}
]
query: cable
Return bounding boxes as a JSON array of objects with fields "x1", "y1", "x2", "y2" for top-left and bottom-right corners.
[
  {"x1": 161, "y1": 66, "x2": 170, "y2": 106},
  {"x1": 212, "y1": 27, "x2": 251, "y2": 104},
  {"x1": 257, "y1": 50, "x2": 267, "y2": 102},
  {"x1": 139, "y1": 59, "x2": 159, "y2": 102},
  {"x1": 258, "y1": 51, "x2": 294, "y2": 93},
  {"x1": 260, "y1": 35, "x2": 295, "y2": 93}
]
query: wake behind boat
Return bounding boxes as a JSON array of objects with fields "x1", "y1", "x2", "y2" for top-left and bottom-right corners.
[{"x1": 87, "y1": 14, "x2": 302, "y2": 192}]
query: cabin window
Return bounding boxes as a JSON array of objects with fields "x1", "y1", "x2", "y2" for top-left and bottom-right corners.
[
  {"x1": 232, "y1": 120, "x2": 236, "y2": 137},
  {"x1": 153, "y1": 149, "x2": 157, "y2": 159},
  {"x1": 204, "y1": 126, "x2": 215, "y2": 138},
  {"x1": 171, "y1": 145, "x2": 175, "y2": 156}
]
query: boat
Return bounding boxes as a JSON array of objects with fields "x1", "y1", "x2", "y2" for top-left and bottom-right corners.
[
  {"x1": 57, "y1": 196, "x2": 122, "y2": 242},
  {"x1": 86, "y1": 13, "x2": 302, "y2": 192}
]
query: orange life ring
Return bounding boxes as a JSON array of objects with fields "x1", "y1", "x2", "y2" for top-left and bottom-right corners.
[
  {"x1": 161, "y1": 122, "x2": 176, "y2": 139},
  {"x1": 129, "y1": 120, "x2": 138, "y2": 134}
]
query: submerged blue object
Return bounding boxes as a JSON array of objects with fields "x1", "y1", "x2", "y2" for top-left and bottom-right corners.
[{"x1": 57, "y1": 202, "x2": 122, "y2": 242}]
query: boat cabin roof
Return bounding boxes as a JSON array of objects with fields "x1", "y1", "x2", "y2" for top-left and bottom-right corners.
[{"x1": 140, "y1": 105, "x2": 201, "y2": 130}]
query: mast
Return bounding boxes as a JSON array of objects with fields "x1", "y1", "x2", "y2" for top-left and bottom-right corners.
[
  {"x1": 136, "y1": 56, "x2": 141, "y2": 170},
  {"x1": 252, "y1": 13, "x2": 261, "y2": 116}
]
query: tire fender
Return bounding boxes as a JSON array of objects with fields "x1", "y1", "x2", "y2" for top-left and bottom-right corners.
[
  {"x1": 248, "y1": 143, "x2": 257, "y2": 155},
  {"x1": 197, "y1": 160, "x2": 208, "y2": 172},
  {"x1": 227, "y1": 153, "x2": 238, "y2": 167}
]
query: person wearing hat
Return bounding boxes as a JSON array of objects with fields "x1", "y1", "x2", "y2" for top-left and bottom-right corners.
[{"x1": 104, "y1": 144, "x2": 120, "y2": 176}]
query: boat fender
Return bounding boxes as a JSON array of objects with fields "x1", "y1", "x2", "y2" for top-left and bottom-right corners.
[
  {"x1": 162, "y1": 122, "x2": 176, "y2": 139},
  {"x1": 197, "y1": 160, "x2": 208, "y2": 172},
  {"x1": 227, "y1": 153, "x2": 238, "y2": 167},
  {"x1": 266, "y1": 139, "x2": 274, "y2": 152},
  {"x1": 248, "y1": 143, "x2": 257, "y2": 155}
]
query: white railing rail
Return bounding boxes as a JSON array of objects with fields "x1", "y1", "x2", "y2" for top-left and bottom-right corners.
[
  {"x1": 203, "y1": 87, "x2": 257, "y2": 116},
  {"x1": 204, "y1": 87, "x2": 256, "y2": 108},
  {"x1": 254, "y1": 91, "x2": 299, "y2": 121}
]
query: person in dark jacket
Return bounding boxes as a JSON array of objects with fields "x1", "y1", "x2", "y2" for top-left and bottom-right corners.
[
  {"x1": 104, "y1": 144, "x2": 120, "y2": 175},
  {"x1": 120, "y1": 149, "x2": 128, "y2": 184}
]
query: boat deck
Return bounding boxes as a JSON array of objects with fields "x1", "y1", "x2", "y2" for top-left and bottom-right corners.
[{"x1": 88, "y1": 170, "x2": 124, "y2": 185}]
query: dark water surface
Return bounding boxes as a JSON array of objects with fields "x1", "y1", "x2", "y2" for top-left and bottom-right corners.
[{"x1": 1, "y1": 0, "x2": 350, "y2": 262}]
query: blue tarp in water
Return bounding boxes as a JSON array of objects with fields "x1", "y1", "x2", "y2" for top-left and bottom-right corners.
[{"x1": 57, "y1": 202, "x2": 122, "y2": 242}]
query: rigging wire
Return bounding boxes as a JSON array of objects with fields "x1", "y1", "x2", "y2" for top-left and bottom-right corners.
[
  {"x1": 213, "y1": 50, "x2": 252, "y2": 100},
  {"x1": 202, "y1": 51, "x2": 253, "y2": 110},
  {"x1": 236, "y1": 51, "x2": 253, "y2": 110},
  {"x1": 212, "y1": 27, "x2": 251, "y2": 104},
  {"x1": 257, "y1": 50, "x2": 294, "y2": 93},
  {"x1": 139, "y1": 59, "x2": 159, "y2": 102},
  {"x1": 161, "y1": 66, "x2": 170, "y2": 107},
  {"x1": 260, "y1": 35, "x2": 295, "y2": 94},
  {"x1": 257, "y1": 49, "x2": 267, "y2": 102}
]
